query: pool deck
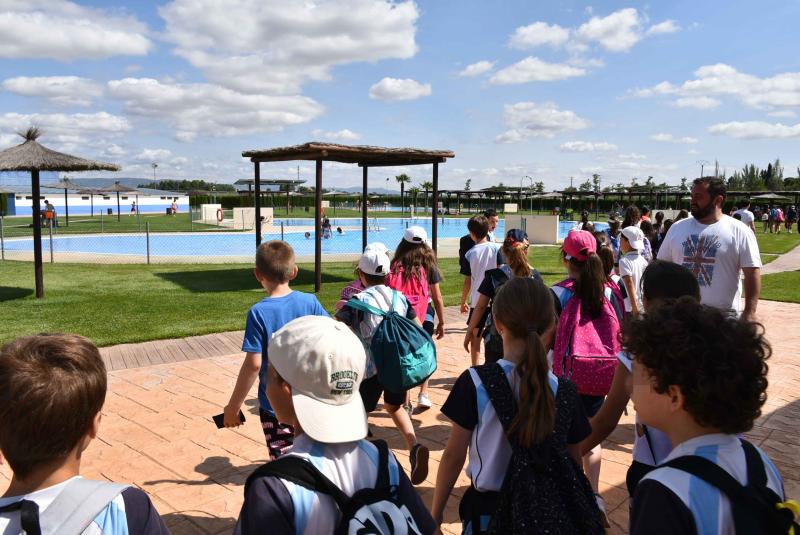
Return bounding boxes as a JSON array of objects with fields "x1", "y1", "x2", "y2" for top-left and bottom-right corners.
[{"x1": 2, "y1": 302, "x2": 798, "y2": 535}]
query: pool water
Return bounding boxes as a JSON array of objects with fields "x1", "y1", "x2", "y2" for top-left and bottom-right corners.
[{"x1": 5, "y1": 217, "x2": 604, "y2": 257}]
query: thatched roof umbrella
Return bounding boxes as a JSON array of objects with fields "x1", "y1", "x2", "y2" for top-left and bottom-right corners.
[
  {"x1": 42, "y1": 176, "x2": 84, "y2": 227},
  {"x1": 77, "y1": 187, "x2": 105, "y2": 217},
  {"x1": 0, "y1": 127, "x2": 119, "y2": 298},
  {"x1": 103, "y1": 181, "x2": 139, "y2": 221}
]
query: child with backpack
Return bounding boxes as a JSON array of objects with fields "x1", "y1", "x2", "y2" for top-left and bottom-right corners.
[
  {"x1": 237, "y1": 316, "x2": 436, "y2": 534},
  {"x1": 334, "y1": 242, "x2": 389, "y2": 313},
  {"x1": 432, "y1": 277, "x2": 603, "y2": 535},
  {"x1": 625, "y1": 298, "x2": 798, "y2": 535},
  {"x1": 463, "y1": 229, "x2": 542, "y2": 364},
  {"x1": 335, "y1": 247, "x2": 434, "y2": 485},
  {"x1": 0, "y1": 334, "x2": 169, "y2": 534},
  {"x1": 551, "y1": 229, "x2": 625, "y2": 527},
  {"x1": 580, "y1": 260, "x2": 700, "y2": 496},
  {"x1": 387, "y1": 226, "x2": 445, "y2": 413}
]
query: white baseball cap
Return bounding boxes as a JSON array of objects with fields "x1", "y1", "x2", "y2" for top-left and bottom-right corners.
[
  {"x1": 621, "y1": 226, "x2": 645, "y2": 251},
  {"x1": 269, "y1": 316, "x2": 368, "y2": 443},
  {"x1": 403, "y1": 225, "x2": 428, "y2": 244},
  {"x1": 358, "y1": 248, "x2": 391, "y2": 276},
  {"x1": 363, "y1": 242, "x2": 388, "y2": 254}
]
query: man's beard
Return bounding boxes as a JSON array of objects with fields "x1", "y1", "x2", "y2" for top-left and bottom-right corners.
[{"x1": 691, "y1": 202, "x2": 715, "y2": 220}]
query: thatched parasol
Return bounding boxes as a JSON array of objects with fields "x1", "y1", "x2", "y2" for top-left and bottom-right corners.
[
  {"x1": 751, "y1": 192, "x2": 792, "y2": 203},
  {"x1": 102, "y1": 181, "x2": 139, "y2": 221},
  {"x1": 77, "y1": 187, "x2": 105, "y2": 217},
  {"x1": 0, "y1": 127, "x2": 119, "y2": 298},
  {"x1": 42, "y1": 176, "x2": 85, "y2": 226}
]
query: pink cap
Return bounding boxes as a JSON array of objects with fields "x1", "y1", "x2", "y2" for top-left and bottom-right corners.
[{"x1": 562, "y1": 230, "x2": 597, "y2": 261}]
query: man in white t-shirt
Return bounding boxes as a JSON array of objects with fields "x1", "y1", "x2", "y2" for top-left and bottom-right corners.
[
  {"x1": 733, "y1": 199, "x2": 756, "y2": 233},
  {"x1": 657, "y1": 177, "x2": 761, "y2": 320}
]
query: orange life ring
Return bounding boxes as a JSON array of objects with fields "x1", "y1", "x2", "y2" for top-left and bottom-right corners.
[{"x1": 216, "y1": 208, "x2": 224, "y2": 222}]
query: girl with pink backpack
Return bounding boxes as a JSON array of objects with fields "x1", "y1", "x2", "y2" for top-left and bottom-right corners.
[
  {"x1": 551, "y1": 230, "x2": 624, "y2": 528},
  {"x1": 387, "y1": 226, "x2": 445, "y2": 414}
]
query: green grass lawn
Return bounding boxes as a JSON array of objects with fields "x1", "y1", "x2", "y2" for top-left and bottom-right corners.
[
  {"x1": 761, "y1": 271, "x2": 800, "y2": 303},
  {"x1": 0, "y1": 248, "x2": 565, "y2": 347}
]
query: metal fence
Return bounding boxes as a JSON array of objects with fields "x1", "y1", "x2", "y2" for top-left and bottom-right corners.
[{"x1": 0, "y1": 208, "x2": 478, "y2": 265}]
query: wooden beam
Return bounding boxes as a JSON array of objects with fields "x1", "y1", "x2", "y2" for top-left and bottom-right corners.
[
  {"x1": 254, "y1": 161, "x2": 262, "y2": 246},
  {"x1": 432, "y1": 162, "x2": 439, "y2": 253},
  {"x1": 362, "y1": 166, "x2": 368, "y2": 251},
  {"x1": 31, "y1": 169, "x2": 44, "y2": 298},
  {"x1": 358, "y1": 157, "x2": 447, "y2": 167},
  {"x1": 315, "y1": 159, "x2": 322, "y2": 293}
]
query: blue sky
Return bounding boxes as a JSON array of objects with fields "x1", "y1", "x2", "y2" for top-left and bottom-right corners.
[{"x1": 0, "y1": 0, "x2": 798, "y2": 191}]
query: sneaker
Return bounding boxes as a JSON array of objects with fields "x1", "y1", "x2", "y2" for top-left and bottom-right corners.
[
  {"x1": 409, "y1": 443, "x2": 430, "y2": 485},
  {"x1": 417, "y1": 392, "x2": 432, "y2": 412},
  {"x1": 403, "y1": 401, "x2": 414, "y2": 418},
  {"x1": 595, "y1": 493, "x2": 611, "y2": 528}
]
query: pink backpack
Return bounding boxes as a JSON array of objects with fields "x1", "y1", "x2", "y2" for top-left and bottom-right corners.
[
  {"x1": 552, "y1": 278, "x2": 622, "y2": 396},
  {"x1": 386, "y1": 263, "x2": 430, "y2": 320}
]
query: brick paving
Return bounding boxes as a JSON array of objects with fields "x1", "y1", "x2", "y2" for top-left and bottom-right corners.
[{"x1": 2, "y1": 302, "x2": 799, "y2": 534}]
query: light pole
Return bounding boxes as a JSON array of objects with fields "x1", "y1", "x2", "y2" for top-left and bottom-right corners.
[
  {"x1": 520, "y1": 175, "x2": 534, "y2": 213},
  {"x1": 386, "y1": 177, "x2": 390, "y2": 212},
  {"x1": 696, "y1": 160, "x2": 709, "y2": 178},
  {"x1": 152, "y1": 162, "x2": 158, "y2": 182}
]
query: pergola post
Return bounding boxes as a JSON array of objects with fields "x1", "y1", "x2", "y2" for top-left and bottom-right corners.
[
  {"x1": 63, "y1": 187, "x2": 69, "y2": 227},
  {"x1": 254, "y1": 161, "x2": 262, "y2": 246},
  {"x1": 32, "y1": 170, "x2": 44, "y2": 298},
  {"x1": 315, "y1": 159, "x2": 322, "y2": 293},
  {"x1": 432, "y1": 162, "x2": 439, "y2": 253},
  {"x1": 362, "y1": 166, "x2": 368, "y2": 251}
]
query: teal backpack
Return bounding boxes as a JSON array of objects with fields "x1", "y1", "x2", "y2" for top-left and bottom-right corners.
[{"x1": 346, "y1": 290, "x2": 437, "y2": 392}]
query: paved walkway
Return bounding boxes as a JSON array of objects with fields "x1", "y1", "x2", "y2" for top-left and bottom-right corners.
[
  {"x1": 2, "y1": 303, "x2": 798, "y2": 534},
  {"x1": 762, "y1": 242, "x2": 800, "y2": 275}
]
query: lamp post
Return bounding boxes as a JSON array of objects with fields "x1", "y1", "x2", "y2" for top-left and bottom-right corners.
[
  {"x1": 152, "y1": 162, "x2": 158, "y2": 182},
  {"x1": 520, "y1": 175, "x2": 535, "y2": 213},
  {"x1": 696, "y1": 160, "x2": 709, "y2": 178}
]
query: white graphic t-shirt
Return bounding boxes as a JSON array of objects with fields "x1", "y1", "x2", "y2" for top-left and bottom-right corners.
[{"x1": 657, "y1": 215, "x2": 761, "y2": 314}]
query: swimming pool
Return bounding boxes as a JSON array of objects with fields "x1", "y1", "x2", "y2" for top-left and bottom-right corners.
[{"x1": 3, "y1": 217, "x2": 604, "y2": 258}]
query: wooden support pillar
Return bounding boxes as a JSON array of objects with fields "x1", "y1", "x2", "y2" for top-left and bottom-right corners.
[
  {"x1": 254, "y1": 162, "x2": 262, "y2": 246},
  {"x1": 362, "y1": 166, "x2": 368, "y2": 251},
  {"x1": 315, "y1": 159, "x2": 322, "y2": 293},
  {"x1": 432, "y1": 162, "x2": 439, "y2": 253},
  {"x1": 31, "y1": 170, "x2": 44, "y2": 298}
]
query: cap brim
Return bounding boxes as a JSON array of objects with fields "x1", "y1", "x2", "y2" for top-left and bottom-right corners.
[
  {"x1": 292, "y1": 391, "x2": 368, "y2": 443},
  {"x1": 630, "y1": 239, "x2": 645, "y2": 250}
]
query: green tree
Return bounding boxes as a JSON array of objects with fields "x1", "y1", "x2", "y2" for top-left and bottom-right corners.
[
  {"x1": 680, "y1": 177, "x2": 688, "y2": 191},
  {"x1": 420, "y1": 181, "x2": 434, "y2": 212},
  {"x1": 408, "y1": 186, "x2": 420, "y2": 209},
  {"x1": 592, "y1": 174, "x2": 601, "y2": 193},
  {"x1": 464, "y1": 178, "x2": 471, "y2": 191},
  {"x1": 578, "y1": 179, "x2": 593, "y2": 192},
  {"x1": 395, "y1": 173, "x2": 412, "y2": 213},
  {"x1": 534, "y1": 181, "x2": 545, "y2": 194}
]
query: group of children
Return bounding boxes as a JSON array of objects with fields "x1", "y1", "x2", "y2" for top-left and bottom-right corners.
[{"x1": 0, "y1": 211, "x2": 796, "y2": 534}]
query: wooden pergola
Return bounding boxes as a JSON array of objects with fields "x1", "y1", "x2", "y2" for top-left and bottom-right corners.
[{"x1": 242, "y1": 142, "x2": 454, "y2": 292}]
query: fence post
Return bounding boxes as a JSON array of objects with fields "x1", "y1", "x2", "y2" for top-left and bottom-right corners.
[
  {"x1": 0, "y1": 214, "x2": 4, "y2": 260},
  {"x1": 189, "y1": 205, "x2": 194, "y2": 232},
  {"x1": 146, "y1": 222, "x2": 151, "y2": 265},
  {"x1": 281, "y1": 221, "x2": 284, "y2": 241},
  {"x1": 100, "y1": 212, "x2": 104, "y2": 233},
  {"x1": 48, "y1": 223, "x2": 54, "y2": 264}
]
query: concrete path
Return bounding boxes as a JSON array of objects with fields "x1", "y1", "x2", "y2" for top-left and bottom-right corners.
[
  {"x1": 2, "y1": 303, "x2": 798, "y2": 534},
  {"x1": 761, "y1": 242, "x2": 800, "y2": 275}
]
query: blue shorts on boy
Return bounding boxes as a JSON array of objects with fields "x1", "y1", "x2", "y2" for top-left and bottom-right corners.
[
  {"x1": 0, "y1": 477, "x2": 169, "y2": 535},
  {"x1": 236, "y1": 427, "x2": 436, "y2": 535},
  {"x1": 630, "y1": 434, "x2": 785, "y2": 535}
]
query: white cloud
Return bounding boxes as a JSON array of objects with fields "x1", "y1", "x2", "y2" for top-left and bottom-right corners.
[
  {"x1": 489, "y1": 57, "x2": 586, "y2": 85},
  {"x1": 646, "y1": 20, "x2": 680, "y2": 35},
  {"x1": 688, "y1": 149, "x2": 700, "y2": 155},
  {"x1": 631, "y1": 63, "x2": 800, "y2": 111},
  {"x1": 709, "y1": 121, "x2": 800, "y2": 139},
  {"x1": 2, "y1": 76, "x2": 103, "y2": 106},
  {"x1": 496, "y1": 101, "x2": 590, "y2": 143},
  {"x1": 135, "y1": 148, "x2": 172, "y2": 162},
  {"x1": 672, "y1": 96, "x2": 721, "y2": 109},
  {"x1": 458, "y1": 60, "x2": 495, "y2": 77},
  {"x1": 509, "y1": 22, "x2": 570, "y2": 49},
  {"x1": 311, "y1": 128, "x2": 361, "y2": 141},
  {"x1": 618, "y1": 152, "x2": 647, "y2": 160},
  {"x1": 650, "y1": 133, "x2": 698, "y2": 144},
  {"x1": 102, "y1": 144, "x2": 127, "y2": 157},
  {"x1": 576, "y1": 8, "x2": 643, "y2": 52},
  {"x1": 368, "y1": 77, "x2": 431, "y2": 101},
  {"x1": 159, "y1": 0, "x2": 419, "y2": 95},
  {"x1": 0, "y1": 111, "x2": 130, "y2": 155},
  {"x1": 559, "y1": 141, "x2": 618, "y2": 152},
  {"x1": 768, "y1": 110, "x2": 797, "y2": 118},
  {"x1": 0, "y1": 0, "x2": 151, "y2": 61},
  {"x1": 107, "y1": 78, "x2": 324, "y2": 141}
]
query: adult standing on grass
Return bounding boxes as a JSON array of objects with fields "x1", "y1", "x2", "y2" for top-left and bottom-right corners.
[
  {"x1": 484, "y1": 208, "x2": 500, "y2": 242},
  {"x1": 657, "y1": 177, "x2": 761, "y2": 321},
  {"x1": 734, "y1": 199, "x2": 756, "y2": 233}
]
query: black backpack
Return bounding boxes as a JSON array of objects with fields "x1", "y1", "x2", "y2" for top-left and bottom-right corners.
[
  {"x1": 662, "y1": 439, "x2": 799, "y2": 534},
  {"x1": 474, "y1": 363, "x2": 604, "y2": 535},
  {"x1": 244, "y1": 440, "x2": 425, "y2": 535}
]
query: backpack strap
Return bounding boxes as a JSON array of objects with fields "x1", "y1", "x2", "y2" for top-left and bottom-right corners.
[
  {"x1": 390, "y1": 289, "x2": 400, "y2": 313},
  {"x1": 39, "y1": 479, "x2": 129, "y2": 535},
  {"x1": 473, "y1": 363, "x2": 517, "y2": 433},
  {"x1": 244, "y1": 455, "x2": 350, "y2": 510},
  {"x1": 372, "y1": 439, "x2": 391, "y2": 490},
  {"x1": 345, "y1": 296, "x2": 386, "y2": 317}
]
